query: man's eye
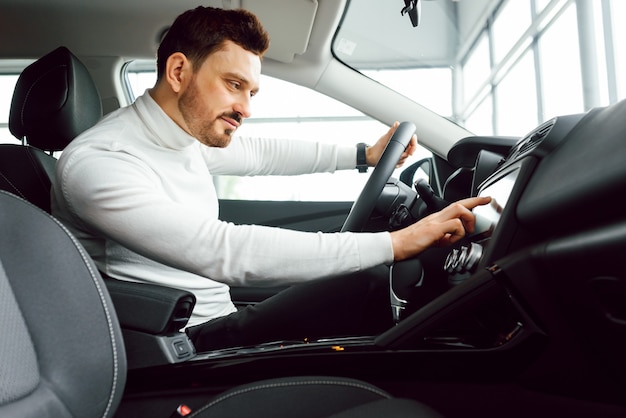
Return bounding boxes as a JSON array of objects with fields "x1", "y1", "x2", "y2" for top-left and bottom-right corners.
[{"x1": 229, "y1": 81, "x2": 240, "y2": 90}]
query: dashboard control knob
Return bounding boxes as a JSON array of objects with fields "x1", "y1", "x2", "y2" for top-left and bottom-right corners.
[
  {"x1": 455, "y1": 245, "x2": 468, "y2": 272},
  {"x1": 444, "y1": 242, "x2": 483, "y2": 274},
  {"x1": 444, "y1": 248, "x2": 459, "y2": 272}
]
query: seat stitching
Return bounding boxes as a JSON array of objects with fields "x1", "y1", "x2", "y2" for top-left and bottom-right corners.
[
  {"x1": 50, "y1": 214, "x2": 121, "y2": 418},
  {"x1": 189, "y1": 379, "x2": 391, "y2": 416},
  {"x1": 0, "y1": 148, "x2": 51, "y2": 205},
  {"x1": 0, "y1": 171, "x2": 26, "y2": 200},
  {"x1": 23, "y1": 150, "x2": 52, "y2": 188},
  {"x1": 0, "y1": 190, "x2": 121, "y2": 417}
]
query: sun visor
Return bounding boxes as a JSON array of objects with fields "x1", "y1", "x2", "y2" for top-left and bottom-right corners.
[
  {"x1": 202, "y1": 0, "x2": 318, "y2": 63},
  {"x1": 239, "y1": 0, "x2": 318, "y2": 63}
]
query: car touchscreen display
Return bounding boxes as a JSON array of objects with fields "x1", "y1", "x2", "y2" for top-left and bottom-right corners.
[{"x1": 471, "y1": 167, "x2": 519, "y2": 238}]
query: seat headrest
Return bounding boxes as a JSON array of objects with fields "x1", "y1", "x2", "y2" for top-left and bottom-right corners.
[{"x1": 9, "y1": 46, "x2": 102, "y2": 151}]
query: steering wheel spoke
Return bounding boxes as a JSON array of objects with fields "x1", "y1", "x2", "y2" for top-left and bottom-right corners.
[{"x1": 341, "y1": 121, "x2": 416, "y2": 232}]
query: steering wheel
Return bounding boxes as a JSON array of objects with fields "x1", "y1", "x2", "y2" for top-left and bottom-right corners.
[{"x1": 341, "y1": 121, "x2": 416, "y2": 232}]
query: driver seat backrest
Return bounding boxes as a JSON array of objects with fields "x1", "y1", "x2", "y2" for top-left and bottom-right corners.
[
  {"x1": 0, "y1": 190, "x2": 126, "y2": 417},
  {"x1": 1, "y1": 46, "x2": 102, "y2": 213},
  {"x1": 0, "y1": 189, "x2": 443, "y2": 418}
]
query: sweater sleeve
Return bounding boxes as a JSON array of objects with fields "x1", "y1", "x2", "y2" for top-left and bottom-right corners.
[
  {"x1": 202, "y1": 136, "x2": 356, "y2": 176},
  {"x1": 55, "y1": 147, "x2": 393, "y2": 287}
]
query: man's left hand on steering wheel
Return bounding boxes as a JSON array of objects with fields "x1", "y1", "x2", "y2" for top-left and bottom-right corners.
[
  {"x1": 366, "y1": 121, "x2": 418, "y2": 169},
  {"x1": 342, "y1": 121, "x2": 417, "y2": 233}
]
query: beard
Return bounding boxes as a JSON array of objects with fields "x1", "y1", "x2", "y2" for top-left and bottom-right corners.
[{"x1": 178, "y1": 77, "x2": 242, "y2": 148}]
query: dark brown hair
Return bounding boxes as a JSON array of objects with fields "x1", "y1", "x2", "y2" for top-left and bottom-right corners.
[{"x1": 156, "y1": 6, "x2": 270, "y2": 79}]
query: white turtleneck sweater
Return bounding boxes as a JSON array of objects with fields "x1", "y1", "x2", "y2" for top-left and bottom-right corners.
[{"x1": 52, "y1": 92, "x2": 393, "y2": 326}]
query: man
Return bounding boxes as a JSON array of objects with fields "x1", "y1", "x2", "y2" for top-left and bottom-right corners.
[{"x1": 52, "y1": 6, "x2": 490, "y2": 351}]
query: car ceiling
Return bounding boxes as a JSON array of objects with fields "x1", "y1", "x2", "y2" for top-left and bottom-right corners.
[
  {"x1": 0, "y1": 0, "x2": 495, "y2": 65},
  {"x1": 0, "y1": 0, "x2": 325, "y2": 61}
]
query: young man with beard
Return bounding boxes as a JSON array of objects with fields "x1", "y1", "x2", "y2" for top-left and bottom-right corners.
[{"x1": 52, "y1": 6, "x2": 490, "y2": 351}]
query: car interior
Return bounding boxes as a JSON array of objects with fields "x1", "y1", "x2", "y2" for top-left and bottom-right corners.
[{"x1": 2, "y1": 0, "x2": 626, "y2": 417}]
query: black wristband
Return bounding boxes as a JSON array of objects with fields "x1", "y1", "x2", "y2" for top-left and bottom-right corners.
[{"x1": 356, "y1": 142, "x2": 368, "y2": 173}]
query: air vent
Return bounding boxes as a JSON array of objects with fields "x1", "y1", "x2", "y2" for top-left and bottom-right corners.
[{"x1": 506, "y1": 118, "x2": 556, "y2": 162}]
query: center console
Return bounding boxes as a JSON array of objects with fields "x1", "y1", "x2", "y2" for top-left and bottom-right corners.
[{"x1": 442, "y1": 112, "x2": 587, "y2": 283}]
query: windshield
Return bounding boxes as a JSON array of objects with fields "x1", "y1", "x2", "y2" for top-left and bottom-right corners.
[{"x1": 334, "y1": 0, "x2": 626, "y2": 137}]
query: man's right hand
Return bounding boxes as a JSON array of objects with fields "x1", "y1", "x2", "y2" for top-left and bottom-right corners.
[{"x1": 389, "y1": 196, "x2": 492, "y2": 262}]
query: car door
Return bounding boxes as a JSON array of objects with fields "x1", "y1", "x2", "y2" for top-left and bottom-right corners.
[{"x1": 219, "y1": 199, "x2": 352, "y2": 232}]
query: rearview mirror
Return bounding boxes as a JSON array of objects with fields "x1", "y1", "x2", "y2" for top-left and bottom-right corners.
[{"x1": 401, "y1": 0, "x2": 421, "y2": 27}]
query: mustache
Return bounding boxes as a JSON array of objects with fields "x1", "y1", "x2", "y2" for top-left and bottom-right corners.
[{"x1": 221, "y1": 112, "x2": 243, "y2": 126}]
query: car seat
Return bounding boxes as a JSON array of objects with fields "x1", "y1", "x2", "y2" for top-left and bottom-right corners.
[
  {"x1": 1, "y1": 46, "x2": 200, "y2": 369},
  {"x1": 0, "y1": 189, "x2": 443, "y2": 417},
  {"x1": 2, "y1": 46, "x2": 101, "y2": 213}
]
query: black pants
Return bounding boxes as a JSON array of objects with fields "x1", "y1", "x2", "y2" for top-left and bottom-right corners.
[{"x1": 186, "y1": 265, "x2": 393, "y2": 352}]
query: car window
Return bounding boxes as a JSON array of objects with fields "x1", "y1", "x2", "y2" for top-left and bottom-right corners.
[
  {"x1": 334, "y1": 0, "x2": 626, "y2": 137},
  {"x1": 0, "y1": 74, "x2": 19, "y2": 144},
  {"x1": 124, "y1": 62, "x2": 432, "y2": 202}
]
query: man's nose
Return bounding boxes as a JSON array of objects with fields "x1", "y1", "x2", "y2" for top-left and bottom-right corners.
[{"x1": 233, "y1": 95, "x2": 252, "y2": 119}]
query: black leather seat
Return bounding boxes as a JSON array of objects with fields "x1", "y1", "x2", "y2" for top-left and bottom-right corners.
[
  {"x1": 2, "y1": 46, "x2": 198, "y2": 368},
  {"x1": 0, "y1": 190, "x2": 126, "y2": 417},
  {"x1": 4, "y1": 46, "x2": 102, "y2": 213},
  {"x1": 0, "y1": 189, "x2": 443, "y2": 417}
]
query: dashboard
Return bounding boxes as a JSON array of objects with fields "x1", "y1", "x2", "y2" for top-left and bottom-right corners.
[
  {"x1": 377, "y1": 98, "x2": 626, "y2": 405},
  {"x1": 315, "y1": 96, "x2": 626, "y2": 412},
  {"x1": 442, "y1": 111, "x2": 591, "y2": 280}
]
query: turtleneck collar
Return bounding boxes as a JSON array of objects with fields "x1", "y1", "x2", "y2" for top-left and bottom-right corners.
[{"x1": 132, "y1": 90, "x2": 198, "y2": 150}]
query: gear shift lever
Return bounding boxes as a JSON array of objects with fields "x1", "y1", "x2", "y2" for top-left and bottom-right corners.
[
  {"x1": 389, "y1": 259, "x2": 424, "y2": 324},
  {"x1": 414, "y1": 178, "x2": 448, "y2": 213}
]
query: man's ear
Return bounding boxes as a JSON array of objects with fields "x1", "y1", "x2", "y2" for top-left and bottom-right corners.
[{"x1": 164, "y1": 52, "x2": 190, "y2": 94}]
